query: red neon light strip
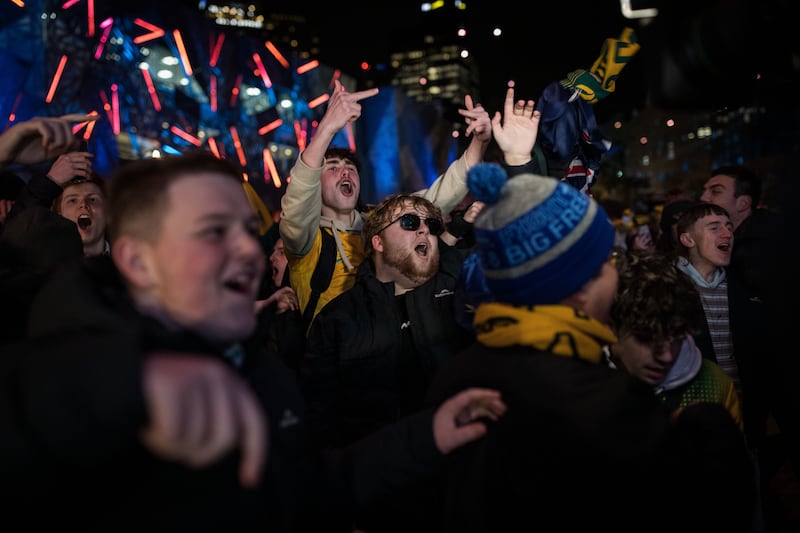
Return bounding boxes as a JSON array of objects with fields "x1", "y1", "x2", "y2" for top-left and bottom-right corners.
[
  {"x1": 308, "y1": 93, "x2": 330, "y2": 109},
  {"x1": 263, "y1": 149, "x2": 282, "y2": 188},
  {"x1": 229, "y1": 126, "x2": 247, "y2": 167},
  {"x1": 210, "y1": 33, "x2": 225, "y2": 68},
  {"x1": 207, "y1": 137, "x2": 221, "y2": 158},
  {"x1": 46, "y1": 55, "x2": 68, "y2": 103},
  {"x1": 293, "y1": 120, "x2": 306, "y2": 152},
  {"x1": 5, "y1": 92, "x2": 23, "y2": 129},
  {"x1": 61, "y1": 0, "x2": 79, "y2": 9},
  {"x1": 140, "y1": 68, "x2": 162, "y2": 111},
  {"x1": 82, "y1": 117, "x2": 97, "y2": 141},
  {"x1": 251, "y1": 53, "x2": 272, "y2": 88},
  {"x1": 298, "y1": 117, "x2": 308, "y2": 151},
  {"x1": 98, "y1": 89, "x2": 113, "y2": 124},
  {"x1": 264, "y1": 41, "x2": 289, "y2": 69},
  {"x1": 345, "y1": 122, "x2": 355, "y2": 152},
  {"x1": 87, "y1": 0, "x2": 95, "y2": 37},
  {"x1": 111, "y1": 83, "x2": 120, "y2": 134},
  {"x1": 173, "y1": 29, "x2": 193, "y2": 76},
  {"x1": 132, "y1": 18, "x2": 165, "y2": 44},
  {"x1": 71, "y1": 112, "x2": 98, "y2": 135},
  {"x1": 210, "y1": 75, "x2": 217, "y2": 112},
  {"x1": 329, "y1": 70, "x2": 341, "y2": 89},
  {"x1": 229, "y1": 74, "x2": 242, "y2": 106},
  {"x1": 296, "y1": 60, "x2": 319, "y2": 75},
  {"x1": 170, "y1": 125, "x2": 202, "y2": 146},
  {"x1": 258, "y1": 118, "x2": 282, "y2": 136}
]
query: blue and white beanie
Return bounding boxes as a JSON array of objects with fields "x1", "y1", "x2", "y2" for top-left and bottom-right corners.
[{"x1": 467, "y1": 163, "x2": 614, "y2": 306}]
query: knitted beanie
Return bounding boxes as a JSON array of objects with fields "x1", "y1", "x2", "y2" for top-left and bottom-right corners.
[{"x1": 467, "y1": 163, "x2": 614, "y2": 306}]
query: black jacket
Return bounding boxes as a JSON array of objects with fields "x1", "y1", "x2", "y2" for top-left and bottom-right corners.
[
  {"x1": 427, "y1": 342, "x2": 757, "y2": 533},
  {"x1": 300, "y1": 241, "x2": 474, "y2": 449},
  {"x1": 1, "y1": 255, "x2": 446, "y2": 532}
]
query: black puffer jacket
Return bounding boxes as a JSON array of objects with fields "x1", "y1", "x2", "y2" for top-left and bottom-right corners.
[
  {"x1": 301, "y1": 242, "x2": 474, "y2": 449},
  {"x1": 3, "y1": 255, "x2": 445, "y2": 532}
]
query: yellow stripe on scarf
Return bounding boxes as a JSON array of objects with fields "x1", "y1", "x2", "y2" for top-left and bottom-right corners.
[{"x1": 474, "y1": 302, "x2": 618, "y2": 364}]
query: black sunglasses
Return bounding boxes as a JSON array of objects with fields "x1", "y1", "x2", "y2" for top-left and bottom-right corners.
[{"x1": 377, "y1": 213, "x2": 444, "y2": 236}]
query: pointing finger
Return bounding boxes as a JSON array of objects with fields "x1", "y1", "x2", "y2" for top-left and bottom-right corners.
[
  {"x1": 351, "y1": 87, "x2": 380, "y2": 102},
  {"x1": 58, "y1": 112, "x2": 100, "y2": 123}
]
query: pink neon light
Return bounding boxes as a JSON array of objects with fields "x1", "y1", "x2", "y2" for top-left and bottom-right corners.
[
  {"x1": 170, "y1": 125, "x2": 202, "y2": 146},
  {"x1": 296, "y1": 60, "x2": 319, "y2": 75},
  {"x1": 173, "y1": 30, "x2": 193, "y2": 76},
  {"x1": 229, "y1": 74, "x2": 242, "y2": 106},
  {"x1": 263, "y1": 149, "x2": 282, "y2": 188},
  {"x1": 111, "y1": 83, "x2": 120, "y2": 134},
  {"x1": 140, "y1": 68, "x2": 162, "y2": 111},
  {"x1": 251, "y1": 53, "x2": 272, "y2": 88},
  {"x1": 45, "y1": 55, "x2": 68, "y2": 103},
  {"x1": 293, "y1": 120, "x2": 306, "y2": 152},
  {"x1": 207, "y1": 137, "x2": 221, "y2": 158},
  {"x1": 210, "y1": 33, "x2": 225, "y2": 68},
  {"x1": 229, "y1": 126, "x2": 247, "y2": 167},
  {"x1": 264, "y1": 41, "x2": 289, "y2": 69},
  {"x1": 98, "y1": 90, "x2": 113, "y2": 124},
  {"x1": 94, "y1": 19, "x2": 113, "y2": 60},
  {"x1": 258, "y1": 119, "x2": 282, "y2": 136},
  {"x1": 4, "y1": 92, "x2": 23, "y2": 130},
  {"x1": 308, "y1": 93, "x2": 330, "y2": 109},
  {"x1": 82, "y1": 117, "x2": 97, "y2": 141},
  {"x1": 61, "y1": 0, "x2": 79, "y2": 9},
  {"x1": 133, "y1": 18, "x2": 165, "y2": 44},
  {"x1": 87, "y1": 0, "x2": 95, "y2": 37},
  {"x1": 71, "y1": 113, "x2": 98, "y2": 136},
  {"x1": 329, "y1": 70, "x2": 341, "y2": 89},
  {"x1": 210, "y1": 75, "x2": 217, "y2": 112},
  {"x1": 345, "y1": 122, "x2": 355, "y2": 152}
]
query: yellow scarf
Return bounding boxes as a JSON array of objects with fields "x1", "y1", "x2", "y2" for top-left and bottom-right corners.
[{"x1": 474, "y1": 303, "x2": 618, "y2": 364}]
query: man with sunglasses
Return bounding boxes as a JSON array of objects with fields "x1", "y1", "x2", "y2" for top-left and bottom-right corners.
[
  {"x1": 279, "y1": 79, "x2": 493, "y2": 331},
  {"x1": 299, "y1": 192, "x2": 474, "y2": 533}
]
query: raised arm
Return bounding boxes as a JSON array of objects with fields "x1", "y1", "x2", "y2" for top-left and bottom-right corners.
[
  {"x1": 0, "y1": 113, "x2": 98, "y2": 168},
  {"x1": 280, "y1": 80, "x2": 379, "y2": 254},
  {"x1": 421, "y1": 94, "x2": 492, "y2": 215},
  {"x1": 492, "y1": 86, "x2": 541, "y2": 167}
]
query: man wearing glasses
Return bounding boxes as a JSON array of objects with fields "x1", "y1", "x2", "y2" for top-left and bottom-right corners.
[{"x1": 299, "y1": 193, "x2": 474, "y2": 533}]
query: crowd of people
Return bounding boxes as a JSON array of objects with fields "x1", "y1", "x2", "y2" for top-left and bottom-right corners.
[{"x1": 0, "y1": 75, "x2": 796, "y2": 533}]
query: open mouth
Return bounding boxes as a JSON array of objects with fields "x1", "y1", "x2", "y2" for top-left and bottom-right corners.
[
  {"x1": 717, "y1": 242, "x2": 730, "y2": 251},
  {"x1": 339, "y1": 180, "x2": 354, "y2": 196},
  {"x1": 414, "y1": 242, "x2": 429, "y2": 257},
  {"x1": 77, "y1": 214, "x2": 92, "y2": 229},
  {"x1": 224, "y1": 275, "x2": 253, "y2": 295}
]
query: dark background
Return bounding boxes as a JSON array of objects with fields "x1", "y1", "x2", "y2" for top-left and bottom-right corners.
[{"x1": 307, "y1": 0, "x2": 797, "y2": 121}]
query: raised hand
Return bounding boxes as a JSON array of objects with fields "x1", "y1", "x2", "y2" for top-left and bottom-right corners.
[
  {"x1": 139, "y1": 355, "x2": 269, "y2": 488},
  {"x1": 432, "y1": 387, "x2": 507, "y2": 454},
  {"x1": 0, "y1": 113, "x2": 99, "y2": 167},
  {"x1": 491, "y1": 86, "x2": 540, "y2": 166},
  {"x1": 46, "y1": 151, "x2": 95, "y2": 186},
  {"x1": 316, "y1": 79, "x2": 380, "y2": 137},
  {"x1": 458, "y1": 94, "x2": 492, "y2": 145}
]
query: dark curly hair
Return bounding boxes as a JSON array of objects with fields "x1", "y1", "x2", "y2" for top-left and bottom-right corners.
[
  {"x1": 324, "y1": 147, "x2": 362, "y2": 172},
  {"x1": 610, "y1": 251, "x2": 705, "y2": 347}
]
